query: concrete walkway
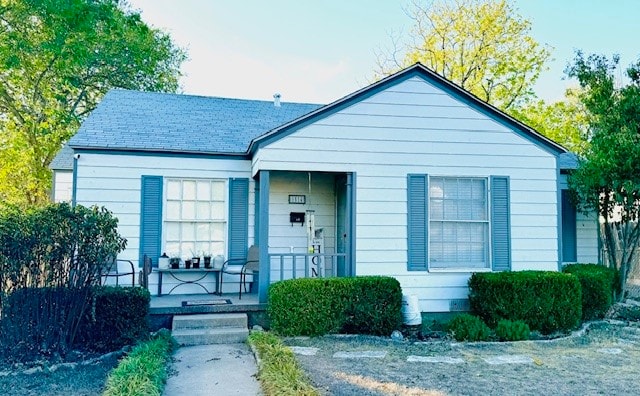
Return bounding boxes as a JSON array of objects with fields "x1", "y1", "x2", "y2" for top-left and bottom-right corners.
[{"x1": 163, "y1": 343, "x2": 261, "y2": 396}]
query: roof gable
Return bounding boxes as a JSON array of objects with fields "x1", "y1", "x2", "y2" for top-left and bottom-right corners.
[{"x1": 250, "y1": 63, "x2": 568, "y2": 156}]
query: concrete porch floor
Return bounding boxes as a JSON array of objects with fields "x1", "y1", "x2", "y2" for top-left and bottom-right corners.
[{"x1": 150, "y1": 292, "x2": 265, "y2": 315}]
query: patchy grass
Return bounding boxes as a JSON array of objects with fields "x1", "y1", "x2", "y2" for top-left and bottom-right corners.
[
  {"x1": 247, "y1": 331, "x2": 319, "y2": 396},
  {"x1": 103, "y1": 330, "x2": 176, "y2": 396}
]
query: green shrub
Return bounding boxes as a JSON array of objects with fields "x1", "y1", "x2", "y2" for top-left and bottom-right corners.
[
  {"x1": 495, "y1": 319, "x2": 530, "y2": 341},
  {"x1": 77, "y1": 286, "x2": 151, "y2": 352},
  {"x1": 447, "y1": 314, "x2": 490, "y2": 341},
  {"x1": 248, "y1": 331, "x2": 319, "y2": 396},
  {"x1": 268, "y1": 276, "x2": 402, "y2": 336},
  {"x1": 469, "y1": 271, "x2": 582, "y2": 334},
  {"x1": 341, "y1": 276, "x2": 403, "y2": 336},
  {"x1": 0, "y1": 203, "x2": 126, "y2": 361},
  {"x1": 103, "y1": 329, "x2": 175, "y2": 396},
  {"x1": 0, "y1": 287, "x2": 91, "y2": 361},
  {"x1": 563, "y1": 264, "x2": 617, "y2": 320}
]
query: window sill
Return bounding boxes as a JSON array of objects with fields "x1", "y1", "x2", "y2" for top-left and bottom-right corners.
[{"x1": 427, "y1": 267, "x2": 492, "y2": 273}]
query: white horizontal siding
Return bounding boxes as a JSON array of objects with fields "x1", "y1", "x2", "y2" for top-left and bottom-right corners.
[
  {"x1": 53, "y1": 171, "x2": 72, "y2": 203},
  {"x1": 577, "y1": 211, "x2": 599, "y2": 263},
  {"x1": 254, "y1": 75, "x2": 560, "y2": 311},
  {"x1": 75, "y1": 153, "x2": 254, "y2": 294}
]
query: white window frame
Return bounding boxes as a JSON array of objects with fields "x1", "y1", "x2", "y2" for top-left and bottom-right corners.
[
  {"x1": 428, "y1": 176, "x2": 491, "y2": 271},
  {"x1": 163, "y1": 178, "x2": 227, "y2": 259}
]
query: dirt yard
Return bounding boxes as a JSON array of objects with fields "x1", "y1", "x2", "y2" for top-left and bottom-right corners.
[
  {"x1": 0, "y1": 353, "x2": 120, "y2": 396},
  {"x1": 285, "y1": 322, "x2": 640, "y2": 396}
]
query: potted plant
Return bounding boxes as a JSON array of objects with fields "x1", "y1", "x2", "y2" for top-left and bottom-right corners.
[
  {"x1": 169, "y1": 254, "x2": 180, "y2": 269},
  {"x1": 203, "y1": 252, "x2": 212, "y2": 269},
  {"x1": 191, "y1": 250, "x2": 201, "y2": 269},
  {"x1": 184, "y1": 258, "x2": 192, "y2": 269}
]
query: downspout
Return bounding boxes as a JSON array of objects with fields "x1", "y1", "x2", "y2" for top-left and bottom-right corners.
[{"x1": 71, "y1": 154, "x2": 79, "y2": 207}]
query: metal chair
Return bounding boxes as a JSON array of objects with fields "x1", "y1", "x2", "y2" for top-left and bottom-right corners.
[
  {"x1": 139, "y1": 255, "x2": 152, "y2": 289},
  {"x1": 102, "y1": 257, "x2": 136, "y2": 287},
  {"x1": 220, "y1": 245, "x2": 259, "y2": 299}
]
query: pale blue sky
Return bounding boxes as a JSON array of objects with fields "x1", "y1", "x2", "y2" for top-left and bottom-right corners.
[{"x1": 128, "y1": 0, "x2": 639, "y2": 104}]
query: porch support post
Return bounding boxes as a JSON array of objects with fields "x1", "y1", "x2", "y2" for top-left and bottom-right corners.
[
  {"x1": 347, "y1": 172, "x2": 357, "y2": 277},
  {"x1": 258, "y1": 170, "x2": 270, "y2": 303}
]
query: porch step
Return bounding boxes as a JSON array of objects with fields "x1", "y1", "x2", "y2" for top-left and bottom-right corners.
[
  {"x1": 171, "y1": 313, "x2": 249, "y2": 346},
  {"x1": 172, "y1": 327, "x2": 249, "y2": 346},
  {"x1": 173, "y1": 313, "x2": 247, "y2": 330}
]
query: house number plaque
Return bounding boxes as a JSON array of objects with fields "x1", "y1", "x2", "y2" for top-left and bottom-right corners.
[{"x1": 288, "y1": 194, "x2": 306, "y2": 204}]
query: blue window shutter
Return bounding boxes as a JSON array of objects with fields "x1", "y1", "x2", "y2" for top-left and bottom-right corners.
[
  {"x1": 139, "y1": 176, "x2": 163, "y2": 267},
  {"x1": 561, "y1": 189, "x2": 577, "y2": 262},
  {"x1": 407, "y1": 174, "x2": 428, "y2": 271},
  {"x1": 491, "y1": 176, "x2": 511, "y2": 271},
  {"x1": 228, "y1": 178, "x2": 249, "y2": 260}
]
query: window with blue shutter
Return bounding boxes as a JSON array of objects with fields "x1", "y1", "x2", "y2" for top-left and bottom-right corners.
[
  {"x1": 140, "y1": 176, "x2": 163, "y2": 267},
  {"x1": 407, "y1": 174, "x2": 428, "y2": 271},
  {"x1": 228, "y1": 178, "x2": 249, "y2": 260},
  {"x1": 408, "y1": 174, "x2": 511, "y2": 272},
  {"x1": 490, "y1": 176, "x2": 511, "y2": 271}
]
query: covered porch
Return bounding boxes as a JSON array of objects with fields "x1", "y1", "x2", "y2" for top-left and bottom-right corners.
[{"x1": 253, "y1": 170, "x2": 356, "y2": 303}]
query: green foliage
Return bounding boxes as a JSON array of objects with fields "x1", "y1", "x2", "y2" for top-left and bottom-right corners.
[
  {"x1": 0, "y1": 0, "x2": 186, "y2": 206},
  {"x1": 0, "y1": 202, "x2": 127, "y2": 293},
  {"x1": 0, "y1": 287, "x2": 91, "y2": 361},
  {"x1": 247, "y1": 331, "x2": 319, "y2": 396},
  {"x1": 469, "y1": 271, "x2": 582, "y2": 334},
  {"x1": 376, "y1": 0, "x2": 551, "y2": 111},
  {"x1": 341, "y1": 276, "x2": 404, "y2": 336},
  {"x1": 510, "y1": 93, "x2": 589, "y2": 154},
  {"x1": 267, "y1": 276, "x2": 403, "y2": 337},
  {"x1": 566, "y1": 52, "x2": 640, "y2": 296},
  {"x1": 103, "y1": 329, "x2": 176, "y2": 396},
  {"x1": 447, "y1": 314, "x2": 491, "y2": 342},
  {"x1": 0, "y1": 202, "x2": 126, "y2": 361},
  {"x1": 495, "y1": 319, "x2": 530, "y2": 341},
  {"x1": 77, "y1": 286, "x2": 151, "y2": 353},
  {"x1": 563, "y1": 264, "x2": 617, "y2": 320}
]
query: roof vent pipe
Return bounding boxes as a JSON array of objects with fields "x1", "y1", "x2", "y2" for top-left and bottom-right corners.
[{"x1": 273, "y1": 93, "x2": 281, "y2": 107}]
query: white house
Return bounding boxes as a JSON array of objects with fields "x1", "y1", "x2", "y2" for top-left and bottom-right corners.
[
  {"x1": 50, "y1": 144, "x2": 74, "y2": 203},
  {"x1": 56, "y1": 63, "x2": 599, "y2": 311}
]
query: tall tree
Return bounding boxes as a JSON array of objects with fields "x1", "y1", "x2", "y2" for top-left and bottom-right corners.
[
  {"x1": 510, "y1": 90, "x2": 589, "y2": 154},
  {"x1": 567, "y1": 52, "x2": 640, "y2": 297},
  {"x1": 375, "y1": 0, "x2": 551, "y2": 111},
  {"x1": 0, "y1": 0, "x2": 186, "y2": 206}
]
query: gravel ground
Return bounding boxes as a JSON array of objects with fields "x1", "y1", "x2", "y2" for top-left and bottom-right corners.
[
  {"x1": 285, "y1": 322, "x2": 640, "y2": 396},
  {"x1": 0, "y1": 353, "x2": 120, "y2": 396}
]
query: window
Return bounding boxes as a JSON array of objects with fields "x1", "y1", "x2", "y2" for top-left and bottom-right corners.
[
  {"x1": 164, "y1": 179, "x2": 226, "y2": 258},
  {"x1": 429, "y1": 177, "x2": 489, "y2": 269}
]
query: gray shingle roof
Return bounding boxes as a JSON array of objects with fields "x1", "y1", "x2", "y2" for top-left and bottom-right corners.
[
  {"x1": 68, "y1": 89, "x2": 321, "y2": 155},
  {"x1": 558, "y1": 152, "x2": 579, "y2": 170},
  {"x1": 50, "y1": 144, "x2": 74, "y2": 170}
]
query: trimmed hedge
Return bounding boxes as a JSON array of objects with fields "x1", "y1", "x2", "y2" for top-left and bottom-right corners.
[
  {"x1": 77, "y1": 286, "x2": 151, "y2": 352},
  {"x1": 268, "y1": 276, "x2": 403, "y2": 336},
  {"x1": 563, "y1": 264, "x2": 617, "y2": 320},
  {"x1": 469, "y1": 271, "x2": 582, "y2": 334}
]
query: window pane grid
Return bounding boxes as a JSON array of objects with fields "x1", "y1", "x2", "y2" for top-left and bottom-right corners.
[
  {"x1": 164, "y1": 179, "x2": 226, "y2": 259},
  {"x1": 429, "y1": 177, "x2": 489, "y2": 269}
]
